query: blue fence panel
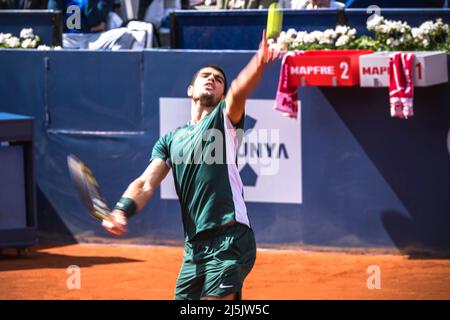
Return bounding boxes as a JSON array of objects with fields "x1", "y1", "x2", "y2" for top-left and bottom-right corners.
[
  {"x1": 46, "y1": 51, "x2": 143, "y2": 132},
  {"x1": 345, "y1": 0, "x2": 446, "y2": 8},
  {"x1": 172, "y1": 9, "x2": 450, "y2": 49},
  {"x1": 172, "y1": 9, "x2": 342, "y2": 49},
  {"x1": 346, "y1": 8, "x2": 450, "y2": 36},
  {"x1": 0, "y1": 10, "x2": 63, "y2": 46},
  {"x1": 0, "y1": 49, "x2": 449, "y2": 253}
]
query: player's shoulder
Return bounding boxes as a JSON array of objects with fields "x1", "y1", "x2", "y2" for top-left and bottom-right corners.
[
  {"x1": 210, "y1": 99, "x2": 227, "y2": 118},
  {"x1": 162, "y1": 123, "x2": 189, "y2": 140},
  {"x1": 218, "y1": 99, "x2": 227, "y2": 110}
]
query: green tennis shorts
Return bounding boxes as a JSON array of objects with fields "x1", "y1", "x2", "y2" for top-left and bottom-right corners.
[{"x1": 174, "y1": 222, "x2": 256, "y2": 300}]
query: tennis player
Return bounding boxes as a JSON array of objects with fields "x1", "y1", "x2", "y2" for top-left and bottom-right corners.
[{"x1": 105, "y1": 30, "x2": 279, "y2": 300}]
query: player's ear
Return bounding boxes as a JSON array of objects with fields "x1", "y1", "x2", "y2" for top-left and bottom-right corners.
[{"x1": 187, "y1": 85, "x2": 193, "y2": 97}]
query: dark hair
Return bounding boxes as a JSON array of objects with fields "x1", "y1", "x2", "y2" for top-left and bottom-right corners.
[{"x1": 191, "y1": 65, "x2": 228, "y2": 95}]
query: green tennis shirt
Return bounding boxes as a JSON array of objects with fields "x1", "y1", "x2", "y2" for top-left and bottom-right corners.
[{"x1": 150, "y1": 100, "x2": 250, "y2": 241}]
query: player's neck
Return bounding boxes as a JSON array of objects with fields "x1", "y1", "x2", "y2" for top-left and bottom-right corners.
[{"x1": 190, "y1": 102, "x2": 215, "y2": 125}]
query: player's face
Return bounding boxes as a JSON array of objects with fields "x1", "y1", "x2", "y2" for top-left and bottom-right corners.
[{"x1": 189, "y1": 67, "x2": 226, "y2": 106}]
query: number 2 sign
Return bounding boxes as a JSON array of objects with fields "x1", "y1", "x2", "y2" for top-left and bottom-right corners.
[{"x1": 287, "y1": 50, "x2": 373, "y2": 87}]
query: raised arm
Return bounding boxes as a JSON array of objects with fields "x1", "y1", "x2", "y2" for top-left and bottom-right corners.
[
  {"x1": 225, "y1": 30, "x2": 280, "y2": 126},
  {"x1": 104, "y1": 158, "x2": 170, "y2": 236}
]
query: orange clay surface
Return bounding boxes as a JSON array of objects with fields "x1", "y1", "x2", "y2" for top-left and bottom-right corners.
[{"x1": 1, "y1": 244, "x2": 450, "y2": 300}]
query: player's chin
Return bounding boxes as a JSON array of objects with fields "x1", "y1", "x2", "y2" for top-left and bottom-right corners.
[
  {"x1": 197, "y1": 92, "x2": 220, "y2": 106},
  {"x1": 199, "y1": 90, "x2": 214, "y2": 98}
]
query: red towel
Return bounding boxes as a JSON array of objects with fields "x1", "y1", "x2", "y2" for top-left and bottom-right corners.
[
  {"x1": 388, "y1": 52, "x2": 415, "y2": 119},
  {"x1": 274, "y1": 51, "x2": 303, "y2": 119}
]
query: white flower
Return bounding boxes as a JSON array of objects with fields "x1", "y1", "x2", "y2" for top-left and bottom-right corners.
[
  {"x1": 419, "y1": 21, "x2": 433, "y2": 34},
  {"x1": 290, "y1": 0, "x2": 306, "y2": 8},
  {"x1": 303, "y1": 33, "x2": 316, "y2": 44},
  {"x1": 431, "y1": 18, "x2": 449, "y2": 33},
  {"x1": 368, "y1": 16, "x2": 411, "y2": 36},
  {"x1": 335, "y1": 35, "x2": 350, "y2": 47},
  {"x1": 411, "y1": 27, "x2": 421, "y2": 38},
  {"x1": 20, "y1": 28, "x2": 34, "y2": 39},
  {"x1": 375, "y1": 24, "x2": 389, "y2": 34},
  {"x1": 20, "y1": 38, "x2": 37, "y2": 49},
  {"x1": 0, "y1": 33, "x2": 12, "y2": 45},
  {"x1": 394, "y1": 21, "x2": 405, "y2": 32},
  {"x1": 276, "y1": 32, "x2": 290, "y2": 50},
  {"x1": 37, "y1": 45, "x2": 51, "y2": 50},
  {"x1": 385, "y1": 20, "x2": 397, "y2": 33},
  {"x1": 367, "y1": 15, "x2": 384, "y2": 31},
  {"x1": 21, "y1": 38, "x2": 33, "y2": 48},
  {"x1": 335, "y1": 25, "x2": 350, "y2": 35},
  {"x1": 295, "y1": 31, "x2": 308, "y2": 43},
  {"x1": 310, "y1": 31, "x2": 323, "y2": 43},
  {"x1": 5, "y1": 36, "x2": 20, "y2": 48},
  {"x1": 54, "y1": 46, "x2": 62, "y2": 50},
  {"x1": 319, "y1": 35, "x2": 333, "y2": 45},
  {"x1": 286, "y1": 28, "x2": 297, "y2": 39},
  {"x1": 422, "y1": 39, "x2": 430, "y2": 47},
  {"x1": 323, "y1": 29, "x2": 337, "y2": 39},
  {"x1": 400, "y1": 23, "x2": 411, "y2": 34},
  {"x1": 385, "y1": 37, "x2": 400, "y2": 47},
  {"x1": 317, "y1": 30, "x2": 335, "y2": 45},
  {"x1": 277, "y1": 32, "x2": 288, "y2": 44}
]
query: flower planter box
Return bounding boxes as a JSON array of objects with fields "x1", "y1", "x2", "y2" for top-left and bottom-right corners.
[
  {"x1": 287, "y1": 50, "x2": 373, "y2": 87},
  {"x1": 359, "y1": 51, "x2": 448, "y2": 87}
]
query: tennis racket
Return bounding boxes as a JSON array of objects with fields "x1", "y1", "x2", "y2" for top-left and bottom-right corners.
[{"x1": 67, "y1": 154, "x2": 114, "y2": 229}]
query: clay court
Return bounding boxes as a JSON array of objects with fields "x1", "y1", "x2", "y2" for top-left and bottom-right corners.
[{"x1": 1, "y1": 244, "x2": 450, "y2": 300}]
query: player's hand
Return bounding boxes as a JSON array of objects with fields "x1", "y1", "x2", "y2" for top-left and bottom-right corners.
[
  {"x1": 257, "y1": 29, "x2": 280, "y2": 66},
  {"x1": 103, "y1": 210, "x2": 127, "y2": 237}
]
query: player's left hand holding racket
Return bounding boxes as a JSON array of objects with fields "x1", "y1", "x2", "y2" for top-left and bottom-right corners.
[{"x1": 67, "y1": 154, "x2": 127, "y2": 236}]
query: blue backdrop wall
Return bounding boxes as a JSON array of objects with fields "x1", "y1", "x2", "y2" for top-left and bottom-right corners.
[
  {"x1": 171, "y1": 9, "x2": 450, "y2": 49},
  {"x1": 0, "y1": 49, "x2": 449, "y2": 253},
  {"x1": 0, "y1": 10, "x2": 62, "y2": 46}
]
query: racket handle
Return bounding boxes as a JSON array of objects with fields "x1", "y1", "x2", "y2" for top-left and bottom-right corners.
[{"x1": 101, "y1": 219, "x2": 114, "y2": 229}]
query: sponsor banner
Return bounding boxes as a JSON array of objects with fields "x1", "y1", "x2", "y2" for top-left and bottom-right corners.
[
  {"x1": 159, "y1": 98, "x2": 302, "y2": 204},
  {"x1": 288, "y1": 50, "x2": 372, "y2": 87},
  {"x1": 359, "y1": 51, "x2": 448, "y2": 87}
]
